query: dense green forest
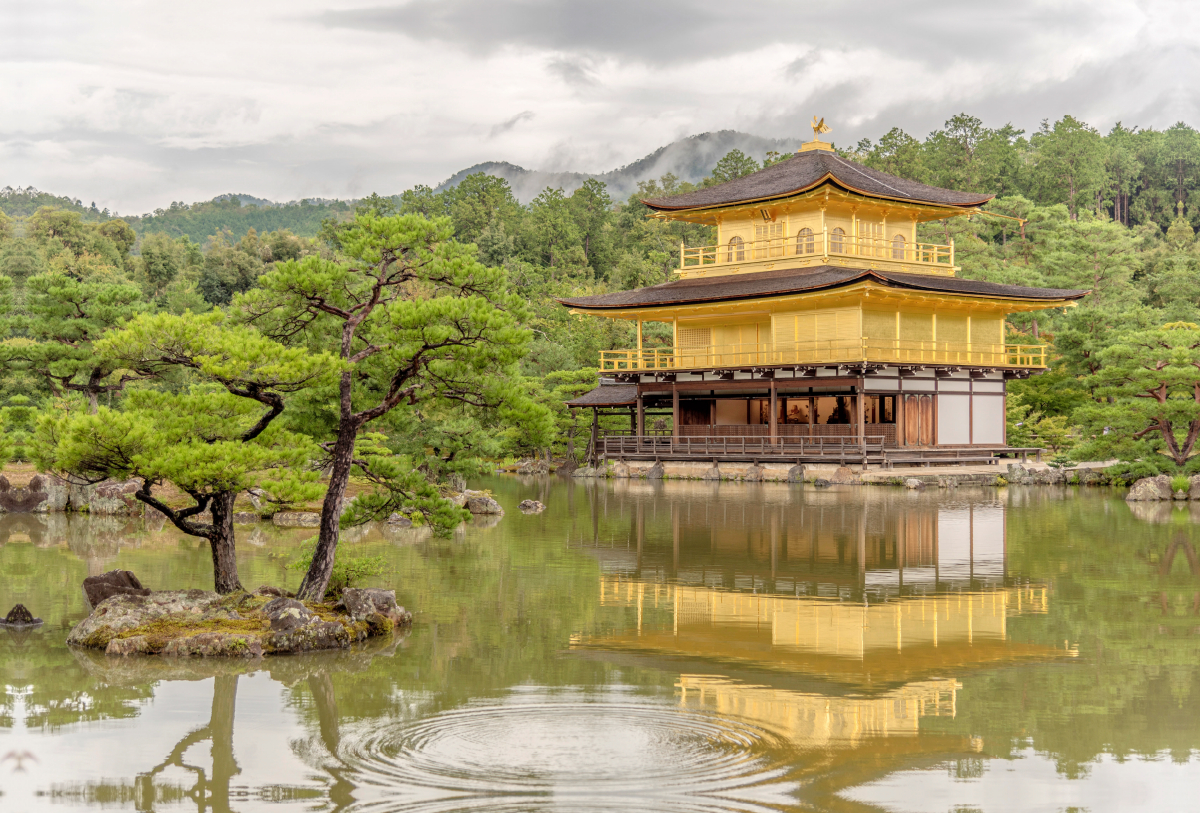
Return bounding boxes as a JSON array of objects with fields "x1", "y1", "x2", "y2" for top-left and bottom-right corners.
[{"x1": 5, "y1": 113, "x2": 1200, "y2": 470}]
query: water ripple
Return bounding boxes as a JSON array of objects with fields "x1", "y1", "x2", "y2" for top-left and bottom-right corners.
[{"x1": 337, "y1": 690, "x2": 799, "y2": 813}]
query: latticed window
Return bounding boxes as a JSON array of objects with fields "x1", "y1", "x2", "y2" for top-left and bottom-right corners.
[
  {"x1": 754, "y1": 222, "x2": 784, "y2": 258},
  {"x1": 891, "y1": 234, "x2": 906, "y2": 260},
  {"x1": 795, "y1": 227, "x2": 815, "y2": 255},
  {"x1": 830, "y1": 227, "x2": 846, "y2": 253},
  {"x1": 677, "y1": 327, "x2": 712, "y2": 347},
  {"x1": 726, "y1": 236, "x2": 745, "y2": 262},
  {"x1": 676, "y1": 326, "x2": 712, "y2": 367}
]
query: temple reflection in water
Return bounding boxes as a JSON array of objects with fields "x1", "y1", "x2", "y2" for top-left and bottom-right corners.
[{"x1": 572, "y1": 483, "x2": 1072, "y2": 760}]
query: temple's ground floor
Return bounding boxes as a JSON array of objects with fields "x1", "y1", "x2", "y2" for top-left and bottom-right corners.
[{"x1": 569, "y1": 364, "x2": 1039, "y2": 467}]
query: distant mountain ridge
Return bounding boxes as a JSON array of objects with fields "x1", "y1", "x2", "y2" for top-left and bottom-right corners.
[
  {"x1": 435, "y1": 130, "x2": 803, "y2": 203},
  {"x1": 0, "y1": 131, "x2": 803, "y2": 240}
]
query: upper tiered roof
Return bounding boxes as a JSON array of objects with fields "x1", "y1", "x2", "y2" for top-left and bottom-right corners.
[
  {"x1": 559, "y1": 265, "x2": 1087, "y2": 313},
  {"x1": 642, "y1": 148, "x2": 992, "y2": 213}
]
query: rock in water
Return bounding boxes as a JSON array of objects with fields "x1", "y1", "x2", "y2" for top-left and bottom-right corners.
[
  {"x1": 516, "y1": 458, "x2": 550, "y2": 475},
  {"x1": 1126, "y1": 475, "x2": 1172, "y2": 502},
  {"x1": 386, "y1": 512, "x2": 414, "y2": 527},
  {"x1": 339, "y1": 588, "x2": 412, "y2": 625},
  {"x1": 645, "y1": 461, "x2": 665, "y2": 480},
  {"x1": 0, "y1": 604, "x2": 42, "y2": 628},
  {"x1": 83, "y1": 570, "x2": 150, "y2": 609},
  {"x1": 813, "y1": 478, "x2": 832, "y2": 488},
  {"x1": 463, "y1": 491, "x2": 504, "y2": 515},
  {"x1": 829, "y1": 466, "x2": 859, "y2": 485},
  {"x1": 787, "y1": 465, "x2": 806, "y2": 483},
  {"x1": 904, "y1": 478, "x2": 924, "y2": 490},
  {"x1": 519, "y1": 500, "x2": 546, "y2": 513}
]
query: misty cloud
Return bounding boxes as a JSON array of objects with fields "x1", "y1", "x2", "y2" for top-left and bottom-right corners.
[
  {"x1": 489, "y1": 110, "x2": 536, "y2": 139},
  {"x1": 547, "y1": 56, "x2": 598, "y2": 89},
  {"x1": 321, "y1": 0, "x2": 1144, "y2": 67},
  {"x1": 2, "y1": 0, "x2": 1194, "y2": 212}
]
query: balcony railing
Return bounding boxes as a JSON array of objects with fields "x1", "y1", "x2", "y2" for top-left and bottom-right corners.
[
  {"x1": 680, "y1": 231, "x2": 955, "y2": 275},
  {"x1": 599, "y1": 339, "x2": 1046, "y2": 372}
]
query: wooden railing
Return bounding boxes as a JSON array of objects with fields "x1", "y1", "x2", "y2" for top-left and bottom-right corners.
[
  {"x1": 599, "y1": 340, "x2": 1047, "y2": 371},
  {"x1": 680, "y1": 231, "x2": 955, "y2": 275},
  {"x1": 599, "y1": 433, "x2": 889, "y2": 464}
]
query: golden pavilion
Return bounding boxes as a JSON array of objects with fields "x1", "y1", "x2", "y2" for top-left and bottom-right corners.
[{"x1": 560, "y1": 124, "x2": 1088, "y2": 466}]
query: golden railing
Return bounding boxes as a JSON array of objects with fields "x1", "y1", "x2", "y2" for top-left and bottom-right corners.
[
  {"x1": 598, "y1": 340, "x2": 1046, "y2": 371},
  {"x1": 681, "y1": 232, "x2": 955, "y2": 275}
]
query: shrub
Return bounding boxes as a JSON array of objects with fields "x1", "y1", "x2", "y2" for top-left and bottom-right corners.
[
  {"x1": 1171, "y1": 475, "x2": 1191, "y2": 493},
  {"x1": 288, "y1": 537, "x2": 386, "y2": 598}
]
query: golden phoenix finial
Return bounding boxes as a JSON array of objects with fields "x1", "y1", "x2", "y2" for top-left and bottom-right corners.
[{"x1": 811, "y1": 116, "x2": 830, "y2": 140}]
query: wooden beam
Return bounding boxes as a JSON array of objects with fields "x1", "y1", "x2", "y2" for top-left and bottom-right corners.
[
  {"x1": 672, "y1": 384, "x2": 679, "y2": 440},
  {"x1": 769, "y1": 380, "x2": 778, "y2": 445}
]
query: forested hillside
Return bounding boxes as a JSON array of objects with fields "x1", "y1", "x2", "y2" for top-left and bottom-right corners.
[{"x1": 3, "y1": 113, "x2": 1200, "y2": 467}]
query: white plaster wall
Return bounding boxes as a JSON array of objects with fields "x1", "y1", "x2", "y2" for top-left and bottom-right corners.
[
  {"x1": 972, "y1": 395, "x2": 1005, "y2": 444},
  {"x1": 937, "y1": 394, "x2": 971, "y2": 445}
]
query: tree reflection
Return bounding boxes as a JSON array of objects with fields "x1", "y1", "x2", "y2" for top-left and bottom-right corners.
[{"x1": 136, "y1": 674, "x2": 241, "y2": 813}]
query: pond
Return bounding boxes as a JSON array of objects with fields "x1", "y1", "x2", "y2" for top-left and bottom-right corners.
[{"x1": 1, "y1": 477, "x2": 1198, "y2": 812}]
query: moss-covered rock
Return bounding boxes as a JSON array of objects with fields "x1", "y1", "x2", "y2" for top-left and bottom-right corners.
[{"x1": 67, "y1": 587, "x2": 410, "y2": 657}]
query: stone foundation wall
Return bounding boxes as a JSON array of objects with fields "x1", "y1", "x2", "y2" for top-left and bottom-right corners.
[
  {"x1": 572, "y1": 461, "x2": 1118, "y2": 488},
  {"x1": 0, "y1": 475, "x2": 144, "y2": 515}
]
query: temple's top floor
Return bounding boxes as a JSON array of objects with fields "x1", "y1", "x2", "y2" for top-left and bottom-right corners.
[
  {"x1": 643, "y1": 141, "x2": 991, "y2": 220},
  {"x1": 642, "y1": 140, "x2": 994, "y2": 280}
]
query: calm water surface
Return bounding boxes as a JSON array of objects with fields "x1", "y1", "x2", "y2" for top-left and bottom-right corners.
[{"x1": 1, "y1": 478, "x2": 1198, "y2": 812}]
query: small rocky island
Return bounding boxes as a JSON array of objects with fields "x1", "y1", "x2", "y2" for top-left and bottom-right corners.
[{"x1": 68, "y1": 570, "x2": 411, "y2": 658}]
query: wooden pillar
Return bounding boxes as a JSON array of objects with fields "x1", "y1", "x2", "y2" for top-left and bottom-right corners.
[
  {"x1": 769, "y1": 381, "x2": 778, "y2": 445},
  {"x1": 590, "y1": 409, "x2": 599, "y2": 465},
  {"x1": 856, "y1": 386, "x2": 865, "y2": 445},
  {"x1": 672, "y1": 385, "x2": 680, "y2": 440},
  {"x1": 636, "y1": 393, "x2": 645, "y2": 441}
]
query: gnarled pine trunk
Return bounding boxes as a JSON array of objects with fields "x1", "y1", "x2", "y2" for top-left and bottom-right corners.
[
  {"x1": 208, "y1": 492, "x2": 243, "y2": 594},
  {"x1": 134, "y1": 486, "x2": 244, "y2": 594},
  {"x1": 296, "y1": 422, "x2": 357, "y2": 600}
]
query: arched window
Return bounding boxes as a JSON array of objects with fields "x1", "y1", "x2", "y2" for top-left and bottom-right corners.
[
  {"x1": 830, "y1": 227, "x2": 846, "y2": 254},
  {"x1": 796, "y1": 227, "x2": 815, "y2": 255},
  {"x1": 891, "y1": 233, "x2": 906, "y2": 260},
  {"x1": 727, "y1": 235, "x2": 745, "y2": 262}
]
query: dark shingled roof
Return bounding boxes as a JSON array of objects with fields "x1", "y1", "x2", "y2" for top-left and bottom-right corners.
[
  {"x1": 566, "y1": 383, "x2": 637, "y2": 407},
  {"x1": 558, "y1": 266, "x2": 1088, "y2": 310},
  {"x1": 643, "y1": 150, "x2": 992, "y2": 211}
]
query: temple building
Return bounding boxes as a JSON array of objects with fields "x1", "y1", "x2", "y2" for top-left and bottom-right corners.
[{"x1": 561, "y1": 123, "x2": 1088, "y2": 466}]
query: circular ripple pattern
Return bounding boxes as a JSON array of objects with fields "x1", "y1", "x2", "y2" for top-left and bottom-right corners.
[{"x1": 337, "y1": 693, "x2": 799, "y2": 813}]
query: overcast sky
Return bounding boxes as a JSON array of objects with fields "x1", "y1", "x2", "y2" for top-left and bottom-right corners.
[{"x1": 4, "y1": 0, "x2": 1195, "y2": 214}]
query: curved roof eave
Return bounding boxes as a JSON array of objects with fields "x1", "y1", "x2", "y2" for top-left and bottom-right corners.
[
  {"x1": 556, "y1": 269, "x2": 1089, "y2": 312},
  {"x1": 641, "y1": 175, "x2": 994, "y2": 214}
]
